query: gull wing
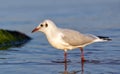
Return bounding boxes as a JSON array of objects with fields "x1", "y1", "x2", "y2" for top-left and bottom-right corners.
[{"x1": 60, "y1": 29, "x2": 97, "y2": 46}]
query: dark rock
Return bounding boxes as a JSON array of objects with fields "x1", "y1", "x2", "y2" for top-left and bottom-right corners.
[{"x1": 0, "y1": 29, "x2": 32, "y2": 50}]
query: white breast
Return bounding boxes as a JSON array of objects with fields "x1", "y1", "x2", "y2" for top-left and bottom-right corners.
[{"x1": 46, "y1": 32, "x2": 70, "y2": 50}]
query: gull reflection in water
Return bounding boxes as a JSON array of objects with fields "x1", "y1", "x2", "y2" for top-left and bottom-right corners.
[{"x1": 59, "y1": 60, "x2": 85, "y2": 74}]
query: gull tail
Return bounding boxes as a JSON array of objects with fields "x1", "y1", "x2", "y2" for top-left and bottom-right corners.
[
  {"x1": 85, "y1": 34, "x2": 111, "y2": 42},
  {"x1": 97, "y1": 36, "x2": 112, "y2": 41}
]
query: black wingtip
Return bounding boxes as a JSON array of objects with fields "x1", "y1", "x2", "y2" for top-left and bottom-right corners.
[{"x1": 97, "y1": 36, "x2": 112, "y2": 41}]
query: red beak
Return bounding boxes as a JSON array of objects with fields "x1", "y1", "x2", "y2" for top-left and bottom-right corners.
[{"x1": 32, "y1": 27, "x2": 40, "y2": 33}]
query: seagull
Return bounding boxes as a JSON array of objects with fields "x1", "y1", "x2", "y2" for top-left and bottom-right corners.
[{"x1": 32, "y1": 19, "x2": 111, "y2": 62}]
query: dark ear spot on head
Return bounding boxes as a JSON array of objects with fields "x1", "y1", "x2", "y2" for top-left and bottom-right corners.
[
  {"x1": 45, "y1": 23, "x2": 48, "y2": 27},
  {"x1": 40, "y1": 24, "x2": 43, "y2": 27}
]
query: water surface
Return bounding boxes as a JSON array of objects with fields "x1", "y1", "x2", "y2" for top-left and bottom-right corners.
[{"x1": 0, "y1": 0, "x2": 120, "y2": 74}]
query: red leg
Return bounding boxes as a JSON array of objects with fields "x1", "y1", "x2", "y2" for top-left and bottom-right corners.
[
  {"x1": 64, "y1": 50, "x2": 67, "y2": 71},
  {"x1": 64, "y1": 50, "x2": 67, "y2": 63},
  {"x1": 80, "y1": 47, "x2": 85, "y2": 74},
  {"x1": 81, "y1": 59, "x2": 84, "y2": 74},
  {"x1": 80, "y1": 47, "x2": 86, "y2": 62}
]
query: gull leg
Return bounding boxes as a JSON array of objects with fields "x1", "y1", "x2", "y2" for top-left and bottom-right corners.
[
  {"x1": 80, "y1": 47, "x2": 86, "y2": 62},
  {"x1": 64, "y1": 50, "x2": 67, "y2": 71},
  {"x1": 64, "y1": 50, "x2": 67, "y2": 63},
  {"x1": 81, "y1": 59, "x2": 85, "y2": 74}
]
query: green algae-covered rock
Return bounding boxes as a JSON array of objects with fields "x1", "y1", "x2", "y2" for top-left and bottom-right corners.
[{"x1": 0, "y1": 29, "x2": 31, "y2": 50}]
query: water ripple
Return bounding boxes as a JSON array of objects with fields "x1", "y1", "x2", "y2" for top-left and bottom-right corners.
[
  {"x1": 0, "y1": 61, "x2": 61, "y2": 65},
  {"x1": 85, "y1": 59, "x2": 120, "y2": 65}
]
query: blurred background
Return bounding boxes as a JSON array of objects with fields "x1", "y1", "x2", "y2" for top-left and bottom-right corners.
[
  {"x1": 0, "y1": 0, "x2": 120, "y2": 33},
  {"x1": 0, "y1": 0, "x2": 120, "y2": 74}
]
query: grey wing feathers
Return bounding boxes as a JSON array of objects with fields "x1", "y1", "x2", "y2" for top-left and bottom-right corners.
[{"x1": 60, "y1": 29, "x2": 96, "y2": 46}]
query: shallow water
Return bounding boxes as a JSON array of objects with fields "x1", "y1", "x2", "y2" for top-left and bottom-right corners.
[{"x1": 0, "y1": 0, "x2": 120, "y2": 74}]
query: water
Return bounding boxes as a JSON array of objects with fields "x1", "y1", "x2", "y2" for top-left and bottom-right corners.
[{"x1": 0, "y1": 0, "x2": 120, "y2": 74}]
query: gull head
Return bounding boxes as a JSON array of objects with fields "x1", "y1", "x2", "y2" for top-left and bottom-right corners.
[{"x1": 32, "y1": 19, "x2": 57, "y2": 33}]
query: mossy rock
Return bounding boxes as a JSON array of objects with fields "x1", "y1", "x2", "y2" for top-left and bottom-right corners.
[{"x1": 0, "y1": 29, "x2": 31, "y2": 50}]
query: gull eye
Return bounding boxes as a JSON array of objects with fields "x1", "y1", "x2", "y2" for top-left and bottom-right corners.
[
  {"x1": 40, "y1": 24, "x2": 43, "y2": 27},
  {"x1": 45, "y1": 23, "x2": 48, "y2": 27}
]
